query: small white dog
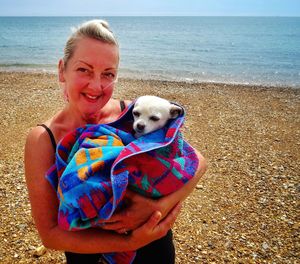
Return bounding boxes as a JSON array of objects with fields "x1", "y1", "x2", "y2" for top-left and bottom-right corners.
[{"x1": 132, "y1": 95, "x2": 183, "y2": 138}]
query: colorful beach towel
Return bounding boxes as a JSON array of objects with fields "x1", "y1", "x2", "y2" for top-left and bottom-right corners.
[{"x1": 46, "y1": 99, "x2": 199, "y2": 264}]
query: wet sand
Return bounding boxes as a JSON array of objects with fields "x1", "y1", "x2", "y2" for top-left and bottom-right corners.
[{"x1": 0, "y1": 71, "x2": 299, "y2": 263}]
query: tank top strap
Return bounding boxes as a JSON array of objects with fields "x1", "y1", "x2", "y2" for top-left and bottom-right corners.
[
  {"x1": 120, "y1": 100, "x2": 126, "y2": 112},
  {"x1": 37, "y1": 124, "x2": 57, "y2": 152}
]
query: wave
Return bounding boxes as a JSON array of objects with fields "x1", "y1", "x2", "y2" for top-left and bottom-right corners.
[
  {"x1": 0, "y1": 63, "x2": 57, "y2": 74},
  {"x1": 0, "y1": 63, "x2": 56, "y2": 69}
]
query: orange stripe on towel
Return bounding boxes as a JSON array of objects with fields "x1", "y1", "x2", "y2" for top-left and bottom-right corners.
[{"x1": 76, "y1": 149, "x2": 87, "y2": 165}]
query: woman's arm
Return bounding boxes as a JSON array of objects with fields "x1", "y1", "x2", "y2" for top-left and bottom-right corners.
[
  {"x1": 25, "y1": 126, "x2": 179, "y2": 253},
  {"x1": 102, "y1": 149, "x2": 207, "y2": 232}
]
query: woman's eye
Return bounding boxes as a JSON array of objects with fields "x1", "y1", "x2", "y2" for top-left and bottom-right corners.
[
  {"x1": 150, "y1": 116, "x2": 160, "y2": 122},
  {"x1": 102, "y1": 72, "x2": 115, "y2": 80},
  {"x1": 77, "y1": 68, "x2": 89, "y2": 73}
]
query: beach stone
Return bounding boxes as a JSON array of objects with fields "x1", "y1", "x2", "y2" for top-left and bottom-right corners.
[
  {"x1": 262, "y1": 242, "x2": 269, "y2": 250},
  {"x1": 196, "y1": 184, "x2": 204, "y2": 190},
  {"x1": 33, "y1": 245, "x2": 46, "y2": 257}
]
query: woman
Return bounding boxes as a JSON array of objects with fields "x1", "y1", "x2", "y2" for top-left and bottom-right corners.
[{"x1": 24, "y1": 19, "x2": 207, "y2": 264}]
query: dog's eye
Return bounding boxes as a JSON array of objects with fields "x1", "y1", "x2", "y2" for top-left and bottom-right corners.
[
  {"x1": 149, "y1": 116, "x2": 160, "y2": 122},
  {"x1": 133, "y1": 111, "x2": 140, "y2": 117}
]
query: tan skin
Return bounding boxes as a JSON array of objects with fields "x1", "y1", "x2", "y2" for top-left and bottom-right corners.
[{"x1": 25, "y1": 37, "x2": 207, "y2": 254}]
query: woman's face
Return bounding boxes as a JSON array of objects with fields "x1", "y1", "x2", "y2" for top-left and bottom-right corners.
[{"x1": 59, "y1": 37, "x2": 119, "y2": 118}]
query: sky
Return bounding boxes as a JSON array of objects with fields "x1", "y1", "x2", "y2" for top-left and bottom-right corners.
[{"x1": 0, "y1": 0, "x2": 299, "y2": 16}]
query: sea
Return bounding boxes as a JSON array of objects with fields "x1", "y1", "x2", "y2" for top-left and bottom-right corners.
[{"x1": 0, "y1": 16, "x2": 299, "y2": 87}]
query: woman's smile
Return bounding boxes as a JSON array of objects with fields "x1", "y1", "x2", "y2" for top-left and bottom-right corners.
[{"x1": 82, "y1": 92, "x2": 102, "y2": 103}]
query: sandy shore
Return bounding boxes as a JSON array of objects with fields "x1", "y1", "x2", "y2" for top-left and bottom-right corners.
[{"x1": 0, "y1": 71, "x2": 299, "y2": 263}]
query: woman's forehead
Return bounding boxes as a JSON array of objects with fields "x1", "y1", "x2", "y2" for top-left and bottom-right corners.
[
  {"x1": 74, "y1": 38, "x2": 118, "y2": 55},
  {"x1": 71, "y1": 38, "x2": 119, "y2": 67}
]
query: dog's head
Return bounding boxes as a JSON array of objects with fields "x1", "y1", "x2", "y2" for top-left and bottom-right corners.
[{"x1": 132, "y1": 95, "x2": 183, "y2": 138}]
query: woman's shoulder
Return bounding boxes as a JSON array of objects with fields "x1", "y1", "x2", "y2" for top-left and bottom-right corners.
[
  {"x1": 24, "y1": 125, "x2": 56, "y2": 174},
  {"x1": 120, "y1": 99, "x2": 132, "y2": 106},
  {"x1": 109, "y1": 98, "x2": 132, "y2": 110},
  {"x1": 25, "y1": 111, "x2": 63, "y2": 154},
  {"x1": 25, "y1": 125, "x2": 56, "y2": 153},
  {"x1": 91, "y1": 99, "x2": 132, "y2": 118},
  {"x1": 101, "y1": 99, "x2": 132, "y2": 123}
]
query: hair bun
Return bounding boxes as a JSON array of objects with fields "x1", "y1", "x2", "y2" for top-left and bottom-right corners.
[
  {"x1": 81, "y1": 19, "x2": 110, "y2": 30},
  {"x1": 99, "y1": 20, "x2": 110, "y2": 29}
]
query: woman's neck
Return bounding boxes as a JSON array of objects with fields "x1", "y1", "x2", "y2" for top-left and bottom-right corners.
[
  {"x1": 59, "y1": 99, "x2": 119, "y2": 129},
  {"x1": 60, "y1": 106, "x2": 103, "y2": 128},
  {"x1": 47, "y1": 99, "x2": 121, "y2": 143}
]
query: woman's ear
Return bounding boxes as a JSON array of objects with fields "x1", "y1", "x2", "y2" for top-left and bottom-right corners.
[
  {"x1": 58, "y1": 59, "x2": 65, "y2": 83},
  {"x1": 58, "y1": 59, "x2": 69, "y2": 102}
]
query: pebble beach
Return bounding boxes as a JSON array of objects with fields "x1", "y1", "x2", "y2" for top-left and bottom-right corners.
[{"x1": 0, "y1": 71, "x2": 299, "y2": 263}]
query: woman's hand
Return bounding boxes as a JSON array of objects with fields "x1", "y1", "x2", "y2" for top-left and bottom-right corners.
[
  {"x1": 127, "y1": 202, "x2": 182, "y2": 251},
  {"x1": 100, "y1": 189, "x2": 160, "y2": 233}
]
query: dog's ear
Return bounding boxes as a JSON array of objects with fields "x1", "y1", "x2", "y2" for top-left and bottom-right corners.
[{"x1": 169, "y1": 104, "x2": 183, "y2": 119}]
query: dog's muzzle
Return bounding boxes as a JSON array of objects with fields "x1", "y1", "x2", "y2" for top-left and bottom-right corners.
[{"x1": 136, "y1": 123, "x2": 145, "y2": 132}]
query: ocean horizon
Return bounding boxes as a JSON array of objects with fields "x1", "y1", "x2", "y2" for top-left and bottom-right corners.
[{"x1": 0, "y1": 16, "x2": 299, "y2": 87}]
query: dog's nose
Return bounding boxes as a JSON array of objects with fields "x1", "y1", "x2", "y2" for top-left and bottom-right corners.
[{"x1": 137, "y1": 123, "x2": 145, "y2": 131}]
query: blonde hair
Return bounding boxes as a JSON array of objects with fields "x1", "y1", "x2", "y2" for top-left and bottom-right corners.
[{"x1": 63, "y1": 19, "x2": 118, "y2": 66}]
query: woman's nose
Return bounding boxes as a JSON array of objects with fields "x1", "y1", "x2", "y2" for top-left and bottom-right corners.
[{"x1": 89, "y1": 75, "x2": 103, "y2": 91}]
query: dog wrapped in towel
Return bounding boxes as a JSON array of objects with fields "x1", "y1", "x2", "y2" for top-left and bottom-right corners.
[{"x1": 46, "y1": 97, "x2": 199, "y2": 264}]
